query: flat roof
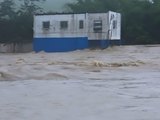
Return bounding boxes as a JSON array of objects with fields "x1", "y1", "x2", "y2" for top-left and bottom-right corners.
[{"x1": 34, "y1": 12, "x2": 109, "y2": 16}]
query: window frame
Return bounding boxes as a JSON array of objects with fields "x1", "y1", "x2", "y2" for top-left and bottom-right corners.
[
  {"x1": 79, "y1": 20, "x2": 84, "y2": 29},
  {"x1": 60, "y1": 21, "x2": 68, "y2": 30},
  {"x1": 93, "y1": 20, "x2": 103, "y2": 33},
  {"x1": 113, "y1": 20, "x2": 117, "y2": 29},
  {"x1": 42, "y1": 21, "x2": 50, "y2": 30}
]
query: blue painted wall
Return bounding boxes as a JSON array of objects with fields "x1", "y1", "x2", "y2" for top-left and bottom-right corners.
[
  {"x1": 88, "y1": 40, "x2": 121, "y2": 49},
  {"x1": 33, "y1": 37, "x2": 121, "y2": 52},
  {"x1": 88, "y1": 40, "x2": 110, "y2": 49},
  {"x1": 33, "y1": 37, "x2": 88, "y2": 52}
]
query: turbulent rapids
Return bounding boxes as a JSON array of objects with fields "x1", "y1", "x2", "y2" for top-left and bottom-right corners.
[{"x1": 0, "y1": 45, "x2": 160, "y2": 120}]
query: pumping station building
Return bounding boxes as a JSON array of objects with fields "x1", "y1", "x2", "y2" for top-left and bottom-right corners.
[{"x1": 33, "y1": 11, "x2": 121, "y2": 52}]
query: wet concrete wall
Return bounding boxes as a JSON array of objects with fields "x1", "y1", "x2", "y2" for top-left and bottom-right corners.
[{"x1": 0, "y1": 43, "x2": 33, "y2": 53}]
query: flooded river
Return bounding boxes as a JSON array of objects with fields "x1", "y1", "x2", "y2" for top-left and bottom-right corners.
[{"x1": 0, "y1": 45, "x2": 160, "y2": 120}]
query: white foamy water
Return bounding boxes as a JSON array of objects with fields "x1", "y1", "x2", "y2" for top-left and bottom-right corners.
[{"x1": 0, "y1": 45, "x2": 160, "y2": 120}]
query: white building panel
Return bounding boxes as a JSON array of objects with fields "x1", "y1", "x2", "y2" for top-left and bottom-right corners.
[
  {"x1": 34, "y1": 14, "x2": 87, "y2": 38},
  {"x1": 108, "y1": 11, "x2": 121, "y2": 40},
  {"x1": 33, "y1": 11, "x2": 121, "y2": 40},
  {"x1": 87, "y1": 13, "x2": 108, "y2": 40}
]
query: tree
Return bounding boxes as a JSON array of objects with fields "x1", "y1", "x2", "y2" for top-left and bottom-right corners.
[
  {"x1": 144, "y1": 0, "x2": 160, "y2": 44},
  {"x1": 0, "y1": 0, "x2": 16, "y2": 43},
  {"x1": 0, "y1": 0, "x2": 46, "y2": 43},
  {"x1": 15, "y1": 0, "x2": 46, "y2": 43},
  {"x1": 66, "y1": 0, "x2": 160, "y2": 44},
  {"x1": 18, "y1": 0, "x2": 45, "y2": 15},
  {"x1": 0, "y1": 0, "x2": 15, "y2": 20},
  {"x1": 66, "y1": 0, "x2": 96, "y2": 12}
]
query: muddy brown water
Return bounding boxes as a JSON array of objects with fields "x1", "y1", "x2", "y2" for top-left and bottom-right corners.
[{"x1": 0, "y1": 45, "x2": 160, "y2": 120}]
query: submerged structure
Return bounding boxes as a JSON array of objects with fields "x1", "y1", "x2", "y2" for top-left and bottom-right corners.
[{"x1": 33, "y1": 11, "x2": 121, "y2": 52}]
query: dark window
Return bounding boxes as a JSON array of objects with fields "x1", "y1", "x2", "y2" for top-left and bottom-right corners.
[
  {"x1": 79, "y1": 20, "x2": 84, "y2": 29},
  {"x1": 60, "y1": 21, "x2": 68, "y2": 29},
  {"x1": 42, "y1": 21, "x2": 50, "y2": 29},
  {"x1": 93, "y1": 20, "x2": 102, "y2": 32},
  {"x1": 113, "y1": 20, "x2": 117, "y2": 29}
]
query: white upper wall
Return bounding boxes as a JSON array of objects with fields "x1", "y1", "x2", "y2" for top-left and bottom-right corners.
[
  {"x1": 87, "y1": 13, "x2": 108, "y2": 40},
  {"x1": 33, "y1": 11, "x2": 121, "y2": 40},
  {"x1": 34, "y1": 14, "x2": 87, "y2": 38},
  {"x1": 108, "y1": 11, "x2": 121, "y2": 40}
]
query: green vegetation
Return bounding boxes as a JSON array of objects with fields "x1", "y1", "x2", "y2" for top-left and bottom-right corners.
[
  {"x1": 0, "y1": 0, "x2": 160, "y2": 44},
  {"x1": 0, "y1": 0, "x2": 45, "y2": 43},
  {"x1": 66, "y1": 0, "x2": 160, "y2": 44}
]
